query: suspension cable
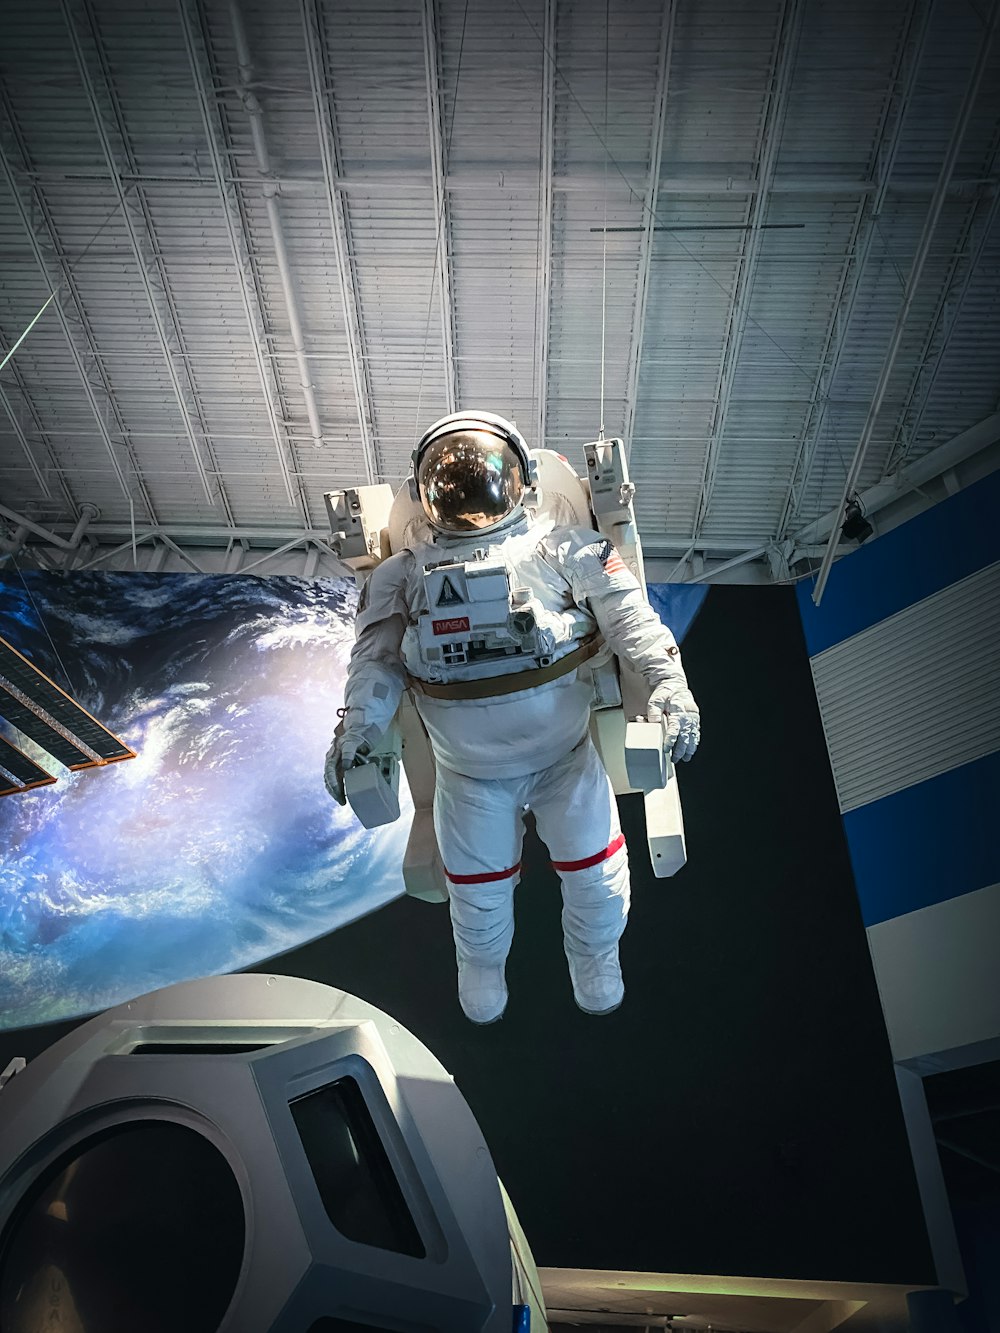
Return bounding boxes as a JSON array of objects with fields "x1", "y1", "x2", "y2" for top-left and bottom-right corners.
[{"x1": 598, "y1": 0, "x2": 610, "y2": 441}]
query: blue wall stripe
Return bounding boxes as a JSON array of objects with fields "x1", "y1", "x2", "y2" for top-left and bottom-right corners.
[
  {"x1": 647, "y1": 583, "x2": 709, "y2": 645},
  {"x1": 797, "y1": 468, "x2": 1000, "y2": 656},
  {"x1": 843, "y1": 748, "x2": 1000, "y2": 927}
]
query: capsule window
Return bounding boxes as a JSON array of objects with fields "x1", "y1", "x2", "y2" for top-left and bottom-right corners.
[
  {"x1": 290, "y1": 1077, "x2": 424, "y2": 1259},
  {"x1": 0, "y1": 1121, "x2": 244, "y2": 1333}
]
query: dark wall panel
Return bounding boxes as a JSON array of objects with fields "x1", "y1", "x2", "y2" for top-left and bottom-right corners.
[{"x1": 0, "y1": 583, "x2": 935, "y2": 1284}]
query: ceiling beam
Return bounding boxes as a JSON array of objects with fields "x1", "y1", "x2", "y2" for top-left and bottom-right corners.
[
  {"x1": 63, "y1": 0, "x2": 228, "y2": 515},
  {"x1": 534, "y1": 0, "x2": 555, "y2": 452},
  {"x1": 883, "y1": 129, "x2": 1000, "y2": 477},
  {"x1": 31, "y1": 522, "x2": 334, "y2": 544},
  {"x1": 811, "y1": 0, "x2": 1000, "y2": 605},
  {"x1": 690, "y1": 0, "x2": 804, "y2": 542},
  {"x1": 422, "y1": 0, "x2": 458, "y2": 415},
  {"x1": 17, "y1": 166, "x2": 1000, "y2": 199},
  {"x1": 0, "y1": 101, "x2": 156, "y2": 517},
  {"x1": 177, "y1": 0, "x2": 301, "y2": 512},
  {"x1": 621, "y1": 0, "x2": 675, "y2": 462},
  {"x1": 0, "y1": 345, "x2": 56, "y2": 501},
  {"x1": 301, "y1": 0, "x2": 379, "y2": 484},
  {"x1": 647, "y1": 410, "x2": 1000, "y2": 578},
  {"x1": 686, "y1": 544, "x2": 769, "y2": 583},
  {"x1": 230, "y1": 0, "x2": 327, "y2": 462},
  {"x1": 775, "y1": 0, "x2": 932, "y2": 540},
  {"x1": 791, "y1": 409, "x2": 1000, "y2": 550}
]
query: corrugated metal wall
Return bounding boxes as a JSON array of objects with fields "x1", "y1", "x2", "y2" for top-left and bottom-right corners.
[
  {"x1": 811, "y1": 560, "x2": 1000, "y2": 813},
  {"x1": 799, "y1": 468, "x2": 1000, "y2": 1077}
]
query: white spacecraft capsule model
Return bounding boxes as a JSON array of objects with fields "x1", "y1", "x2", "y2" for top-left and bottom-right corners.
[
  {"x1": 0, "y1": 975, "x2": 547, "y2": 1332},
  {"x1": 325, "y1": 438, "x2": 687, "y2": 903}
]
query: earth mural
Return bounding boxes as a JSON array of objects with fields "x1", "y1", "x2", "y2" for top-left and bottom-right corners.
[
  {"x1": 0, "y1": 571, "x2": 414, "y2": 1029},
  {"x1": 0, "y1": 571, "x2": 706, "y2": 1030}
]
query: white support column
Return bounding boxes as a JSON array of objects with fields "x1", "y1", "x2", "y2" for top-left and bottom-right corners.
[
  {"x1": 621, "y1": 0, "x2": 674, "y2": 461},
  {"x1": 422, "y1": 0, "x2": 458, "y2": 415},
  {"x1": 301, "y1": 0, "x2": 379, "y2": 484},
  {"x1": 811, "y1": 0, "x2": 1000, "y2": 605},
  {"x1": 776, "y1": 0, "x2": 933, "y2": 540},
  {"x1": 690, "y1": 0, "x2": 804, "y2": 542},
  {"x1": 535, "y1": 0, "x2": 556, "y2": 452},
  {"x1": 63, "y1": 0, "x2": 228, "y2": 514},
  {"x1": 0, "y1": 105, "x2": 153, "y2": 519},
  {"x1": 177, "y1": 0, "x2": 301, "y2": 512}
]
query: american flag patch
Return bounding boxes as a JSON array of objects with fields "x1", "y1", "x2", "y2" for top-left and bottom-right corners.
[{"x1": 597, "y1": 539, "x2": 627, "y2": 575}]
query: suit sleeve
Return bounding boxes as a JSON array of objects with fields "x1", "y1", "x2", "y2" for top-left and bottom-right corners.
[
  {"x1": 556, "y1": 531, "x2": 691, "y2": 698},
  {"x1": 339, "y1": 554, "x2": 411, "y2": 742}
]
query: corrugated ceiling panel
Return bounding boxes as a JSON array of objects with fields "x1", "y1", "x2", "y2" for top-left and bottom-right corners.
[
  {"x1": 891, "y1": 4, "x2": 1000, "y2": 182},
  {"x1": 450, "y1": 190, "x2": 543, "y2": 429},
  {"x1": 319, "y1": 0, "x2": 430, "y2": 174},
  {"x1": 93, "y1": 1, "x2": 211, "y2": 176},
  {"x1": 661, "y1": 0, "x2": 781, "y2": 175},
  {"x1": 547, "y1": 198, "x2": 643, "y2": 471},
  {"x1": 1, "y1": 0, "x2": 998, "y2": 557},
  {"x1": 778, "y1": 0, "x2": 909, "y2": 178},
  {"x1": 438, "y1": 0, "x2": 546, "y2": 174}
]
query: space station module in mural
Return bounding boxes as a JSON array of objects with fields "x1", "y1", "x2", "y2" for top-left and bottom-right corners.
[{"x1": 323, "y1": 411, "x2": 700, "y2": 1025}]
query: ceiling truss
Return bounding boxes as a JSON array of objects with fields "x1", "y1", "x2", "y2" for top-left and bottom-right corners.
[
  {"x1": 422, "y1": 0, "x2": 458, "y2": 416},
  {"x1": 64, "y1": 0, "x2": 222, "y2": 512},
  {"x1": 690, "y1": 0, "x2": 804, "y2": 542},
  {"x1": 0, "y1": 108, "x2": 152, "y2": 516},
  {"x1": 533, "y1": 0, "x2": 555, "y2": 452},
  {"x1": 621, "y1": 0, "x2": 675, "y2": 462},
  {"x1": 812, "y1": 0, "x2": 1000, "y2": 602},
  {"x1": 0, "y1": 0, "x2": 997, "y2": 587},
  {"x1": 886, "y1": 125, "x2": 1000, "y2": 475},
  {"x1": 177, "y1": 0, "x2": 301, "y2": 512},
  {"x1": 301, "y1": 0, "x2": 379, "y2": 484},
  {"x1": 776, "y1": 0, "x2": 933, "y2": 541}
]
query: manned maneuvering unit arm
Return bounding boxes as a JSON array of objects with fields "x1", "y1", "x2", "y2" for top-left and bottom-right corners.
[{"x1": 324, "y1": 439, "x2": 686, "y2": 903}]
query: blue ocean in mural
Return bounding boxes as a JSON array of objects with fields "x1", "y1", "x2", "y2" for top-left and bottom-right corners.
[
  {"x1": 0, "y1": 572, "x2": 705, "y2": 1030},
  {"x1": 0, "y1": 573, "x2": 411, "y2": 1029}
]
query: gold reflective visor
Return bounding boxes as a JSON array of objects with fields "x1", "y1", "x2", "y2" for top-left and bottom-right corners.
[{"x1": 417, "y1": 430, "x2": 525, "y2": 534}]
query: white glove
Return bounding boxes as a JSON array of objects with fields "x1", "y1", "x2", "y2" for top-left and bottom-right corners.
[
  {"x1": 647, "y1": 684, "x2": 700, "y2": 763},
  {"x1": 323, "y1": 731, "x2": 371, "y2": 805}
]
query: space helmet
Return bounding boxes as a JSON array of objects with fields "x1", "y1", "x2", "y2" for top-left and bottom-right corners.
[{"x1": 413, "y1": 411, "x2": 532, "y2": 536}]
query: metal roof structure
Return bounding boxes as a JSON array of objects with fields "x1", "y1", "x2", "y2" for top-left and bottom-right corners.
[{"x1": 1, "y1": 0, "x2": 999, "y2": 585}]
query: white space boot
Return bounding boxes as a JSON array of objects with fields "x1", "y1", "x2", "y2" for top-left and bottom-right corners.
[
  {"x1": 567, "y1": 945, "x2": 624, "y2": 1015},
  {"x1": 457, "y1": 960, "x2": 508, "y2": 1025}
]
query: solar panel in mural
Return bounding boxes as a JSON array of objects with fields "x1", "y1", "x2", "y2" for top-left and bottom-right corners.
[
  {"x1": 0, "y1": 638, "x2": 135, "y2": 776},
  {"x1": 0, "y1": 734, "x2": 56, "y2": 796}
]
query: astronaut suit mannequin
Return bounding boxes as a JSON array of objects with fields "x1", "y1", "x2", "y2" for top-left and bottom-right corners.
[{"x1": 325, "y1": 412, "x2": 700, "y2": 1025}]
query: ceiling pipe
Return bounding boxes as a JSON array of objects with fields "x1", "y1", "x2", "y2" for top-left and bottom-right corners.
[
  {"x1": 0, "y1": 502, "x2": 99, "y2": 553},
  {"x1": 0, "y1": 525, "x2": 29, "y2": 558},
  {"x1": 229, "y1": 0, "x2": 325, "y2": 450}
]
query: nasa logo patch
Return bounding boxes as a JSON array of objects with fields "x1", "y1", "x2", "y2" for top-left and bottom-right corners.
[{"x1": 433, "y1": 617, "x2": 470, "y2": 636}]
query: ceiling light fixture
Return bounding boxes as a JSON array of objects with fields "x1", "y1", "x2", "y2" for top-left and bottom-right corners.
[{"x1": 841, "y1": 495, "x2": 874, "y2": 544}]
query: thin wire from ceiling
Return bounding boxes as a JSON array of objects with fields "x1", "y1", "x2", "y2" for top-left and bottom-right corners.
[
  {"x1": 509, "y1": 0, "x2": 823, "y2": 394},
  {"x1": 414, "y1": 0, "x2": 470, "y2": 444}
]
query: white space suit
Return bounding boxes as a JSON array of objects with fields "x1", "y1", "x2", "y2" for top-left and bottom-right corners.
[{"x1": 326, "y1": 413, "x2": 699, "y2": 1024}]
